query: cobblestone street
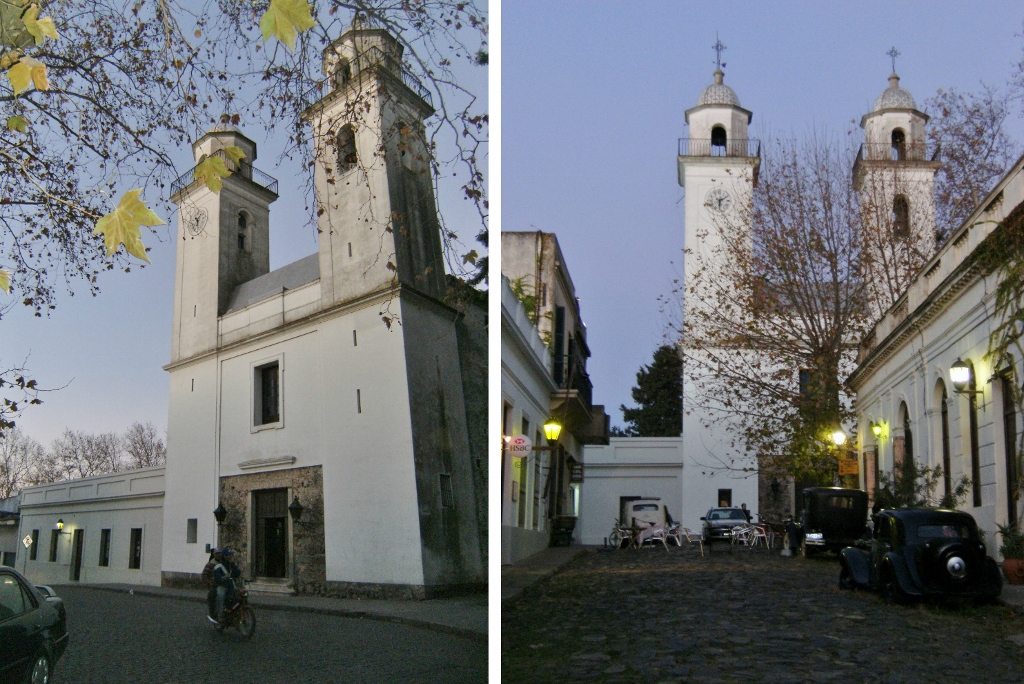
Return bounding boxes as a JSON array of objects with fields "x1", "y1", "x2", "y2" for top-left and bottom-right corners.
[
  {"x1": 47, "y1": 586, "x2": 486, "y2": 683},
  {"x1": 502, "y1": 545, "x2": 1024, "y2": 683}
]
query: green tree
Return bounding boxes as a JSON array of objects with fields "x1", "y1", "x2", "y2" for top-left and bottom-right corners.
[{"x1": 617, "y1": 345, "x2": 682, "y2": 437}]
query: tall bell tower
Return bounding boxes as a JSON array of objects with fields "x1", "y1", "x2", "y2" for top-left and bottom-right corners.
[
  {"x1": 169, "y1": 127, "x2": 278, "y2": 363},
  {"x1": 303, "y1": 17, "x2": 446, "y2": 308},
  {"x1": 854, "y1": 52, "x2": 940, "y2": 316}
]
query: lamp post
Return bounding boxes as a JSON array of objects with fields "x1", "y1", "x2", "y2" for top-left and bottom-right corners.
[{"x1": 288, "y1": 496, "x2": 304, "y2": 595}]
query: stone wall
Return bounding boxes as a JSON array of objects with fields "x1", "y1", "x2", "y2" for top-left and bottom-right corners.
[{"x1": 217, "y1": 465, "x2": 326, "y2": 589}]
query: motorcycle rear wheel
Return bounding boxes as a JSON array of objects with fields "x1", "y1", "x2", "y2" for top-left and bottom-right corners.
[{"x1": 237, "y1": 606, "x2": 256, "y2": 638}]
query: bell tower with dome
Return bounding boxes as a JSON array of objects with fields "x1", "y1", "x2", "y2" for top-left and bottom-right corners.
[
  {"x1": 853, "y1": 51, "x2": 940, "y2": 315},
  {"x1": 675, "y1": 38, "x2": 761, "y2": 507}
]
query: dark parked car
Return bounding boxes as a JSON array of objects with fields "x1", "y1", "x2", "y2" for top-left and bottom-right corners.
[
  {"x1": 0, "y1": 567, "x2": 68, "y2": 684},
  {"x1": 784, "y1": 487, "x2": 868, "y2": 557},
  {"x1": 701, "y1": 507, "x2": 749, "y2": 544},
  {"x1": 839, "y1": 508, "x2": 1002, "y2": 604}
]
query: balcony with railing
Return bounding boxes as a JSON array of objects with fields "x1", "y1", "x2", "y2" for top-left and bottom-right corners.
[
  {"x1": 678, "y1": 138, "x2": 760, "y2": 158},
  {"x1": 855, "y1": 141, "x2": 941, "y2": 164},
  {"x1": 300, "y1": 46, "x2": 433, "y2": 113},
  {"x1": 169, "y1": 149, "x2": 279, "y2": 199}
]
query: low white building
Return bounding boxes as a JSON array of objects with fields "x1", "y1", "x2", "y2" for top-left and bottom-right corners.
[
  {"x1": 849, "y1": 152, "x2": 1024, "y2": 548},
  {"x1": 579, "y1": 437, "x2": 759, "y2": 545},
  {"x1": 15, "y1": 468, "x2": 165, "y2": 585}
]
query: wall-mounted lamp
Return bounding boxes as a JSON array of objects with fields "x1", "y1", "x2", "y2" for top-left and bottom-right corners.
[
  {"x1": 950, "y1": 358, "x2": 983, "y2": 395},
  {"x1": 870, "y1": 420, "x2": 887, "y2": 440},
  {"x1": 55, "y1": 519, "x2": 70, "y2": 535},
  {"x1": 213, "y1": 504, "x2": 228, "y2": 525}
]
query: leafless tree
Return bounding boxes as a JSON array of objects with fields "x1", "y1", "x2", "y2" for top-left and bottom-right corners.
[
  {"x1": 0, "y1": 427, "x2": 43, "y2": 498},
  {"x1": 925, "y1": 86, "x2": 1021, "y2": 242},
  {"x1": 669, "y1": 134, "x2": 870, "y2": 482},
  {"x1": 48, "y1": 429, "x2": 123, "y2": 481},
  {"x1": 123, "y1": 422, "x2": 166, "y2": 469}
]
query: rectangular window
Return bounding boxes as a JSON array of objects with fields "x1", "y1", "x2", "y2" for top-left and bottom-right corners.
[
  {"x1": 29, "y1": 530, "x2": 38, "y2": 561},
  {"x1": 49, "y1": 529, "x2": 59, "y2": 562},
  {"x1": 254, "y1": 361, "x2": 280, "y2": 426},
  {"x1": 352, "y1": 329, "x2": 358, "y2": 346},
  {"x1": 439, "y1": 473, "x2": 454, "y2": 508},
  {"x1": 99, "y1": 529, "x2": 111, "y2": 567},
  {"x1": 356, "y1": 389, "x2": 362, "y2": 413},
  {"x1": 128, "y1": 528, "x2": 143, "y2": 569},
  {"x1": 186, "y1": 518, "x2": 198, "y2": 544},
  {"x1": 718, "y1": 489, "x2": 732, "y2": 507}
]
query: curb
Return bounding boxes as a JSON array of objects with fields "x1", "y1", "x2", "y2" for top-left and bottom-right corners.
[
  {"x1": 501, "y1": 547, "x2": 591, "y2": 605},
  {"x1": 71, "y1": 584, "x2": 487, "y2": 644}
]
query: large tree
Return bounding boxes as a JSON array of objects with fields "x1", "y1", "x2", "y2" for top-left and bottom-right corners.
[
  {"x1": 616, "y1": 344, "x2": 682, "y2": 437},
  {"x1": 671, "y1": 134, "x2": 869, "y2": 481}
]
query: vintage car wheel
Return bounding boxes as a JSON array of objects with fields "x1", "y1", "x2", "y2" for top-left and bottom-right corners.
[
  {"x1": 839, "y1": 564, "x2": 855, "y2": 590},
  {"x1": 880, "y1": 567, "x2": 908, "y2": 605},
  {"x1": 27, "y1": 651, "x2": 51, "y2": 684}
]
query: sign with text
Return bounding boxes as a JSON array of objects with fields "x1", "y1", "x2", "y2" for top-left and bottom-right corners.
[
  {"x1": 506, "y1": 434, "x2": 532, "y2": 456},
  {"x1": 838, "y1": 459, "x2": 860, "y2": 476},
  {"x1": 570, "y1": 462, "x2": 585, "y2": 483}
]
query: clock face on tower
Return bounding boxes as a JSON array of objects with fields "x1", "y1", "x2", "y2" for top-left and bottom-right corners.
[{"x1": 704, "y1": 188, "x2": 733, "y2": 214}]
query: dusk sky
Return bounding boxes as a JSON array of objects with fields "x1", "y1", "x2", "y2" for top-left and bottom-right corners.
[
  {"x1": 502, "y1": 1, "x2": 1024, "y2": 431},
  {"x1": 0, "y1": 12, "x2": 487, "y2": 446}
]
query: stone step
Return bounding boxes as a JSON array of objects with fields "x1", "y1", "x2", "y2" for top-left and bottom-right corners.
[{"x1": 246, "y1": 578, "x2": 294, "y2": 594}]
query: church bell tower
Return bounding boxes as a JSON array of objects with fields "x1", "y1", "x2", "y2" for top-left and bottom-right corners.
[{"x1": 302, "y1": 17, "x2": 446, "y2": 308}]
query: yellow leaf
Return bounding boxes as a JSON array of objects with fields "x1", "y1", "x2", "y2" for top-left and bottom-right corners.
[
  {"x1": 193, "y1": 155, "x2": 231, "y2": 194},
  {"x1": 0, "y1": 269, "x2": 9, "y2": 294},
  {"x1": 6, "y1": 55, "x2": 47, "y2": 95},
  {"x1": 462, "y1": 249, "x2": 478, "y2": 265},
  {"x1": 259, "y1": 0, "x2": 315, "y2": 52},
  {"x1": 93, "y1": 189, "x2": 163, "y2": 262},
  {"x1": 22, "y1": 4, "x2": 58, "y2": 46},
  {"x1": 6, "y1": 115, "x2": 28, "y2": 132},
  {"x1": 0, "y1": 49, "x2": 22, "y2": 70},
  {"x1": 223, "y1": 145, "x2": 246, "y2": 166}
]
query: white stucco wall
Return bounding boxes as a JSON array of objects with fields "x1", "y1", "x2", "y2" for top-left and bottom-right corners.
[
  {"x1": 17, "y1": 468, "x2": 165, "y2": 586},
  {"x1": 579, "y1": 438, "x2": 758, "y2": 546}
]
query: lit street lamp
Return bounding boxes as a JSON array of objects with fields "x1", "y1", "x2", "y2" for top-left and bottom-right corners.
[{"x1": 831, "y1": 428, "x2": 847, "y2": 447}]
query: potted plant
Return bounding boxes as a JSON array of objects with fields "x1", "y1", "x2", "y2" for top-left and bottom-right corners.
[{"x1": 996, "y1": 523, "x2": 1024, "y2": 584}]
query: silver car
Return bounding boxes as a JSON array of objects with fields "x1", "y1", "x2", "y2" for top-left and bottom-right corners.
[{"x1": 701, "y1": 507, "x2": 749, "y2": 544}]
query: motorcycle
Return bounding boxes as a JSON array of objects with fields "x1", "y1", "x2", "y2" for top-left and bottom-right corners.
[{"x1": 209, "y1": 580, "x2": 256, "y2": 638}]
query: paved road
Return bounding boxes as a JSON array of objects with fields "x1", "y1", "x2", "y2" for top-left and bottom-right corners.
[
  {"x1": 502, "y1": 545, "x2": 1024, "y2": 683},
  {"x1": 48, "y1": 586, "x2": 486, "y2": 684}
]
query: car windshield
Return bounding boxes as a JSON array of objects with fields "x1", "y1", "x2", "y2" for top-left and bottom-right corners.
[
  {"x1": 632, "y1": 504, "x2": 660, "y2": 512},
  {"x1": 709, "y1": 510, "x2": 745, "y2": 521},
  {"x1": 915, "y1": 523, "x2": 972, "y2": 540}
]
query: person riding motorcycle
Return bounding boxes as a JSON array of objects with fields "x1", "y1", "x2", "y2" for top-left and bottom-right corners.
[
  {"x1": 213, "y1": 548, "x2": 242, "y2": 626},
  {"x1": 203, "y1": 549, "x2": 220, "y2": 623}
]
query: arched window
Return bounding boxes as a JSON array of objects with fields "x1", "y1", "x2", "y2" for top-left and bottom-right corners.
[
  {"x1": 237, "y1": 212, "x2": 250, "y2": 252},
  {"x1": 711, "y1": 126, "x2": 727, "y2": 155},
  {"x1": 891, "y1": 128, "x2": 907, "y2": 160},
  {"x1": 337, "y1": 125, "x2": 357, "y2": 172},
  {"x1": 892, "y1": 195, "x2": 910, "y2": 238},
  {"x1": 898, "y1": 401, "x2": 913, "y2": 469},
  {"x1": 334, "y1": 59, "x2": 352, "y2": 89},
  {"x1": 966, "y1": 360, "x2": 982, "y2": 507},
  {"x1": 939, "y1": 381, "x2": 951, "y2": 500}
]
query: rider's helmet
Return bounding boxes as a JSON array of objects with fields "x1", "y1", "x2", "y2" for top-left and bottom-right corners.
[{"x1": 221, "y1": 548, "x2": 234, "y2": 557}]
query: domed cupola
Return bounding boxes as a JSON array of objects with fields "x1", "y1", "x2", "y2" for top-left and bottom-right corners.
[
  {"x1": 873, "y1": 73, "x2": 916, "y2": 112},
  {"x1": 697, "y1": 69, "x2": 741, "y2": 107}
]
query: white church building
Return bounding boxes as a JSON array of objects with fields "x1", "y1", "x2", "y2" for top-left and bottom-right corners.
[{"x1": 15, "y1": 20, "x2": 486, "y2": 599}]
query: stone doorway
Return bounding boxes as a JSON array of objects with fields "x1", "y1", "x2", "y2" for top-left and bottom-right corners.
[{"x1": 253, "y1": 488, "x2": 288, "y2": 578}]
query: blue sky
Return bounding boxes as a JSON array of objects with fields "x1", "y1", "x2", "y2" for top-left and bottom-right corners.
[
  {"x1": 0, "y1": 10, "x2": 487, "y2": 446},
  {"x1": 502, "y1": 1, "x2": 1024, "y2": 430}
]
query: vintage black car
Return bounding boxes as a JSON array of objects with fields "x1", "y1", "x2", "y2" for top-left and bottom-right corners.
[
  {"x1": 0, "y1": 567, "x2": 69, "y2": 684},
  {"x1": 838, "y1": 508, "x2": 1002, "y2": 604},
  {"x1": 784, "y1": 487, "x2": 868, "y2": 557}
]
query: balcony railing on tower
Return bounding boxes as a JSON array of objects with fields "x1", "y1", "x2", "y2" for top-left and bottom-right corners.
[
  {"x1": 678, "y1": 138, "x2": 760, "y2": 158},
  {"x1": 300, "y1": 46, "x2": 433, "y2": 113},
  {"x1": 855, "y1": 141, "x2": 941, "y2": 164},
  {"x1": 169, "y1": 149, "x2": 279, "y2": 199}
]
